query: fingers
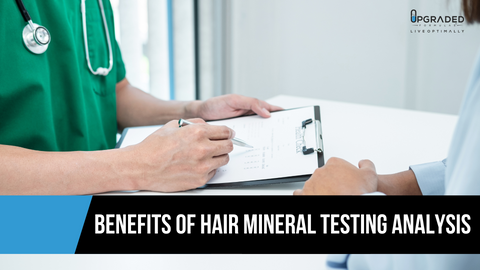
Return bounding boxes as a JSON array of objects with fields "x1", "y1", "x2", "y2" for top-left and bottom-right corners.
[
  {"x1": 260, "y1": 100, "x2": 284, "y2": 113},
  {"x1": 293, "y1": 189, "x2": 303, "y2": 195},
  {"x1": 269, "y1": 104, "x2": 284, "y2": 112},
  {"x1": 210, "y1": 154, "x2": 230, "y2": 170},
  {"x1": 250, "y1": 98, "x2": 284, "y2": 118},
  {"x1": 206, "y1": 169, "x2": 217, "y2": 182},
  {"x1": 203, "y1": 146, "x2": 231, "y2": 180},
  {"x1": 205, "y1": 125, "x2": 235, "y2": 140},
  {"x1": 229, "y1": 95, "x2": 283, "y2": 118},
  {"x1": 183, "y1": 118, "x2": 234, "y2": 140},
  {"x1": 250, "y1": 99, "x2": 271, "y2": 118},
  {"x1": 201, "y1": 142, "x2": 232, "y2": 172},
  {"x1": 194, "y1": 155, "x2": 228, "y2": 185},
  {"x1": 210, "y1": 140, "x2": 234, "y2": 157}
]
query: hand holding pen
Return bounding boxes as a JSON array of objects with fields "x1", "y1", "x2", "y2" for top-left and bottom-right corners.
[
  {"x1": 179, "y1": 119, "x2": 253, "y2": 148},
  {"x1": 129, "y1": 118, "x2": 236, "y2": 192}
]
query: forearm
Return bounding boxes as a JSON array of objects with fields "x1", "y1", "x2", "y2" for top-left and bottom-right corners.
[
  {"x1": 377, "y1": 169, "x2": 422, "y2": 195},
  {"x1": 116, "y1": 79, "x2": 201, "y2": 130},
  {"x1": 0, "y1": 145, "x2": 139, "y2": 195}
]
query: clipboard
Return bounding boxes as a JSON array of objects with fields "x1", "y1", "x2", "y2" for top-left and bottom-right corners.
[{"x1": 116, "y1": 106, "x2": 324, "y2": 188}]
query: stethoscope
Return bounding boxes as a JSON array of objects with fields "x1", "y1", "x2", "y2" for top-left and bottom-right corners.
[{"x1": 15, "y1": 0, "x2": 113, "y2": 76}]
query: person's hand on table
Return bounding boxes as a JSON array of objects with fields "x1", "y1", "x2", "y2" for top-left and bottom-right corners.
[
  {"x1": 294, "y1": 157, "x2": 379, "y2": 195},
  {"x1": 123, "y1": 119, "x2": 234, "y2": 192},
  {"x1": 187, "y1": 94, "x2": 284, "y2": 120}
]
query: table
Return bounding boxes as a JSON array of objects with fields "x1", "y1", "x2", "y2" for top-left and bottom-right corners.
[{"x1": 107, "y1": 94, "x2": 458, "y2": 195}]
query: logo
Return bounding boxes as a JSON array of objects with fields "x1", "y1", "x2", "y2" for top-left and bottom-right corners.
[
  {"x1": 410, "y1": 9, "x2": 464, "y2": 24},
  {"x1": 409, "y1": 9, "x2": 465, "y2": 34}
]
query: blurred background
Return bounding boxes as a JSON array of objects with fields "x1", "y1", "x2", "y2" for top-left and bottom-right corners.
[{"x1": 111, "y1": 0, "x2": 480, "y2": 115}]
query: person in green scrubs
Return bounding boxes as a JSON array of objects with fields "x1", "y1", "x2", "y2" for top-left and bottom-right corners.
[{"x1": 0, "y1": 0, "x2": 281, "y2": 194}]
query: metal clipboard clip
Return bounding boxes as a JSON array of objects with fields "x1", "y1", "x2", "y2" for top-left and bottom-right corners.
[{"x1": 301, "y1": 118, "x2": 324, "y2": 155}]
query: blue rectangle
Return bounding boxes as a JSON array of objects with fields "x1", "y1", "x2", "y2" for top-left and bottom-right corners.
[{"x1": 0, "y1": 196, "x2": 92, "y2": 254}]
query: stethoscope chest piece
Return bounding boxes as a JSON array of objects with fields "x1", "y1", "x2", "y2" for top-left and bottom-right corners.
[{"x1": 22, "y1": 22, "x2": 50, "y2": 54}]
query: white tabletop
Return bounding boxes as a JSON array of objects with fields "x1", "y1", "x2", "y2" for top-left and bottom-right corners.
[
  {"x1": 106, "y1": 94, "x2": 458, "y2": 196},
  {"x1": 1, "y1": 95, "x2": 458, "y2": 270}
]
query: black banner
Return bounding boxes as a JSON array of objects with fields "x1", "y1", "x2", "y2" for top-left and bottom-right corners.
[{"x1": 75, "y1": 196, "x2": 479, "y2": 254}]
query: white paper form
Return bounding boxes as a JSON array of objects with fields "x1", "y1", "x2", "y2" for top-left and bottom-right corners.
[
  {"x1": 206, "y1": 107, "x2": 318, "y2": 184},
  {"x1": 117, "y1": 107, "x2": 320, "y2": 185}
]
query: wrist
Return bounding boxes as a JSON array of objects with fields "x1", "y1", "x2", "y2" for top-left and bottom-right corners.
[
  {"x1": 111, "y1": 147, "x2": 144, "y2": 191},
  {"x1": 183, "y1": 100, "x2": 202, "y2": 119},
  {"x1": 377, "y1": 170, "x2": 421, "y2": 195},
  {"x1": 377, "y1": 174, "x2": 394, "y2": 195}
]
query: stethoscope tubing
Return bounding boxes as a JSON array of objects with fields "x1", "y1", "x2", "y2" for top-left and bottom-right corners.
[
  {"x1": 15, "y1": 0, "x2": 113, "y2": 76},
  {"x1": 81, "y1": 0, "x2": 113, "y2": 76},
  {"x1": 15, "y1": 0, "x2": 32, "y2": 22}
]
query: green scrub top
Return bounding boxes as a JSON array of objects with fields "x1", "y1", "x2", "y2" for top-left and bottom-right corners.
[{"x1": 0, "y1": 0, "x2": 126, "y2": 151}]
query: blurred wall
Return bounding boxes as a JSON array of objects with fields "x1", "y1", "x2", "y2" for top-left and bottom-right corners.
[{"x1": 227, "y1": 0, "x2": 480, "y2": 114}]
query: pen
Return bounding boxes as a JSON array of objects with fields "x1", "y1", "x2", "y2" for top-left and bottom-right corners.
[{"x1": 178, "y1": 119, "x2": 254, "y2": 148}]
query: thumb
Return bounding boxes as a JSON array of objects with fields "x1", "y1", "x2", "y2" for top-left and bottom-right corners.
[
  {"x1": 163, "y1": 120, "x2": 181, "y2": 128},
  {"x1": 358, "y1": 159, "x2": 376, "y2": 173},
  {"x1": 186, "y1": 118, "x2": 207, "y2": 124}
]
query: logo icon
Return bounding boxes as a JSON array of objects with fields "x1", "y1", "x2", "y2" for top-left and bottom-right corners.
[{"x1": 410, "y1": 9, "x2": 464, "y2": 24}]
